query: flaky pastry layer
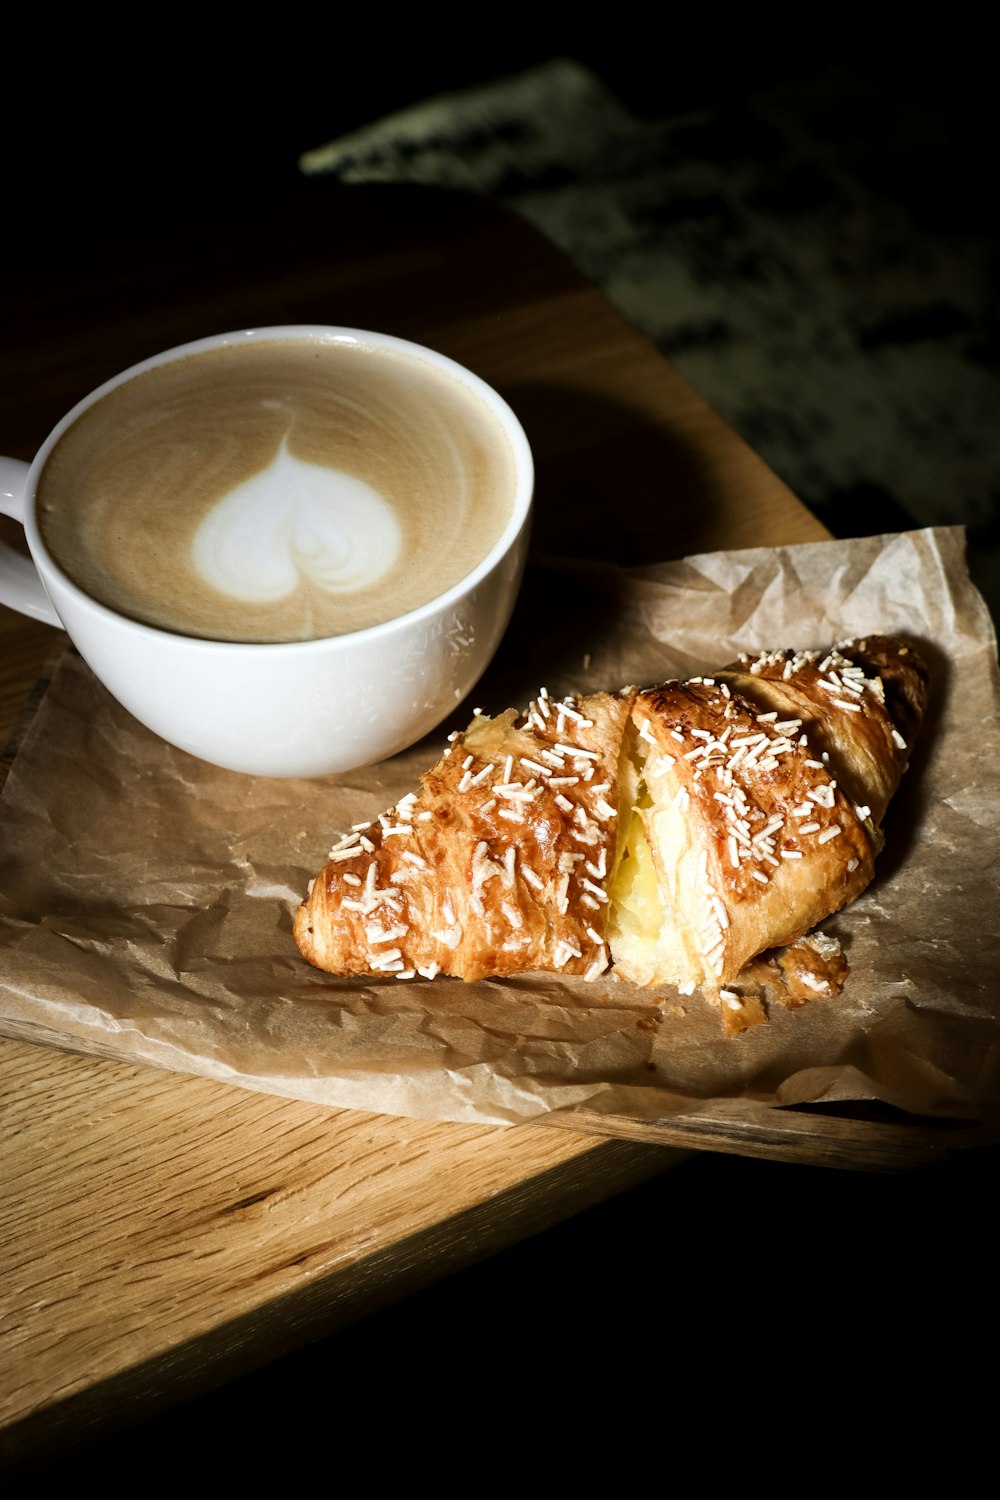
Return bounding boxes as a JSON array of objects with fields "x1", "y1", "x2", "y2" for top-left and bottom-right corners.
[
  {"x1": 294, "y1": 635, "x2": 929, "y2": 997},
  {"x1": 295, "y1": 688, "x2": 635, "y2": 983}
]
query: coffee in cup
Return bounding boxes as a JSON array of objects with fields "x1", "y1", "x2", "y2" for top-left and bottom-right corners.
[
  {"x1": 0, "y1": 327, "x2": 534, "y2": 777},
  {"x1": 36, "y1": 335, "x2": 517, "y2": 645}
]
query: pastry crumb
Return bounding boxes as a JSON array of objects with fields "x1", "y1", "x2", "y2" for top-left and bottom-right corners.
[{"x1": 720, "y1": 991, "x2": 768, "y2": 1036}]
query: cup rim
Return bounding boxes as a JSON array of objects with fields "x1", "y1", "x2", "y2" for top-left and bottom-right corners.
[{"x1": 24, "y1": 324, "x2": 534, "y2": 654}]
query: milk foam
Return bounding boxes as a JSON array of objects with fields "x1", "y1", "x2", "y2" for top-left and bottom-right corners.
[
  {"x1": 36, "y1": 337, "x2": 518, "y2": 643},
  {"x1": 192, "y1": 440, "x2": 401, "y2": 603}
]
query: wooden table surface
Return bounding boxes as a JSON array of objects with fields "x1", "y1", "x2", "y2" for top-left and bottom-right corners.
[{"x1": 0, "y1": 181, "x2": 979, "y2": 1469}]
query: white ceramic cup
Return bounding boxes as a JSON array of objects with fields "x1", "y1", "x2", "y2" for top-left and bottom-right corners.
[{"x1": 0, "y1": 326, "x2": 534, "y2": 777}]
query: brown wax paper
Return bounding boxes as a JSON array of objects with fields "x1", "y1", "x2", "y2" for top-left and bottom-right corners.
[{"x1": 1, "y1": 526, "x2": 998, "y2": 1129}]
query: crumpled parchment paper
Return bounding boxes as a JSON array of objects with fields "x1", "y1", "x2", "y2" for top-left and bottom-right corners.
[{"x1": 1, "y1": 526, "x2": 998, "y2": 1127}]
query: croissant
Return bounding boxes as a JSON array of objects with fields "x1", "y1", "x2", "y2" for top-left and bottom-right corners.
[{"x1": 294, "y1": 636, "x2": 928, "y2": 997}]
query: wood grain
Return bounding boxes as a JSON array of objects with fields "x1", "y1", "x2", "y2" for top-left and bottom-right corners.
[{"x1": 1, "y1": 1036, "x2": 681, "y2": 1458}]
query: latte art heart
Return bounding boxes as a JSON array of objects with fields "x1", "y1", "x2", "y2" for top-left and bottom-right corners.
[
  {"x1": 192, "y1": 441, "x2": 402, "y2": 603},
  {"x1": 36, "y1": 337, "x2": 518, "y2": 643}
]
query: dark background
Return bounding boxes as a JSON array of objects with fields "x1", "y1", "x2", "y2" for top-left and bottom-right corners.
[
  {"x1": 5, "y1": 30, "x2": 995, "y2": 253},
  {"x1": 3, "y1": 26, "x2": 996, "y2": 1476}
]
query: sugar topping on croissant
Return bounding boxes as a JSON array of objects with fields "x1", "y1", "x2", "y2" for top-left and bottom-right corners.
[
  {"x1": 295, "y1": 687, "x2": 636, "y2": 983},
  {"x1": 294, "y1": 635, "x2": 929, "y2": 1000}
]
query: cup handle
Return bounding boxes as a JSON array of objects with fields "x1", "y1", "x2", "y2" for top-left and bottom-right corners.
[{"x1": 0, "y1": 456, "x2": 64, "y2": 628}]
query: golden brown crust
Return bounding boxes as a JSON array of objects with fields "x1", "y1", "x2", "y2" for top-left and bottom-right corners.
[
  {"x1": 295, "y1": 636, "x2": 928, "y2": 999},
  {"x1": 294, "y1": 688, "x2": 636, "y2": 983},
  {"x1": 608, "y1": 635, "x2": 928, "y2": 991},
  {"x1": 618, "y1": 677, "x2": 873, "y2": 988},
  {"x1": 714, "y1": 634, "x2": 930, "y2": 825}
]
